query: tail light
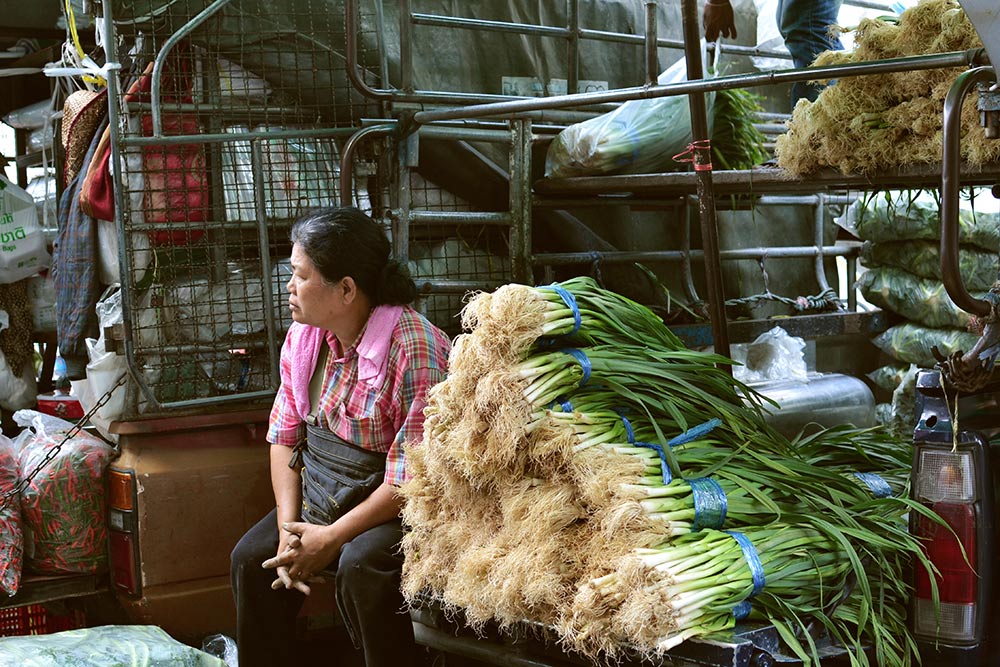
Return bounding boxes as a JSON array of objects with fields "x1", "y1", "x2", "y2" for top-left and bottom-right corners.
[
  {"x1": 107, "y1": 467, "x2": 142, "y2": 596},
  {"x1": 911, "y1": 370, "x2": 993, "y2": 648}
]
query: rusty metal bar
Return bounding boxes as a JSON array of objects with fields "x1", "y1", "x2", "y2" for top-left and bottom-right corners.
[
  {"x1": 339, "y1": 124, "x2": 397, "y2": 207},
  {"x1": 681, "y1": 0, "x2": 729, "y2": 362},
  {"x1": 413, "y1": 50, "x2": 979, "y2": 123},
  {"x1": 941, "y1": 66, "x2": 996, "y2": 318}
]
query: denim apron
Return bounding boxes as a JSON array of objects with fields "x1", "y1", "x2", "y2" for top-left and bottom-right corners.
[{"x1": 297, "y1": 420, "x2": 387, "y2": 526}]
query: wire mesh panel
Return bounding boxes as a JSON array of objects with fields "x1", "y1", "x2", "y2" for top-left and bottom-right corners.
[
  {"x1": 105, "y1": 0, "x2": 385, "y2": 414},
  {"x1": 405, "y1": 168, "x2": 512, "y2": 336}
]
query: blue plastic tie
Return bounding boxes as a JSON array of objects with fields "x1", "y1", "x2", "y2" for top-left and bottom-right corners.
[
  {"x1": 635, "y1": 442, "x2": 671, "y2": 484},
  {"x1": 726, "y1": 530, "x2": 766, "y2": 597},
  {"x1": 614, "y1": 409, "x2": 636, "y2": 444},
  {"x1": 687, "y1": 477, "x2": 728, "y2": 530},
  {"x1": 560, "y1": 348, "x2": 591, "y2": 387},
  {"x1": 853, "y1": 472, "x2": 893, "y2": 498},
  {"x1": 667, "y1": 418, "x2": 722, "y2": 448},
  {"x1": 542, "y1": 284, "x2": 581, "y2": 335},
  {"x1": 548, "y1": 398, "x2": 574, "y2": 413},
  {"x1": 732, "y1": 601, "x2": 752, "y2": 621}
]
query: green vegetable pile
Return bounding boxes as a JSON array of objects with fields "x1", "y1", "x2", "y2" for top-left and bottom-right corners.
[{"x1": 401, "y1": 277, "x2": 940, "y2": 666}]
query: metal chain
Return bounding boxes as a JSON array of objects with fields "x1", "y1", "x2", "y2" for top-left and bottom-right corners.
[{"x1": 0, "y1": 373, "x2": 129, "y2": 512}]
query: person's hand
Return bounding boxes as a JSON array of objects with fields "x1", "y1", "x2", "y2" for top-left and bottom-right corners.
[
  {"x1": 703, "y1": 0, "x2": 737, "y2": 42},
  {"x1": 262, "y1": 522, "x2": 340, "y2": 595}
]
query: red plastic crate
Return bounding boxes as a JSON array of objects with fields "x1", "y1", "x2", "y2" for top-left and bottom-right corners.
[{"x1": 0, "y1": 604, "x2": 86, "y2": 637}]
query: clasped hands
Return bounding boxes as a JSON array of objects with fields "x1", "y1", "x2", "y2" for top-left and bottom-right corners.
[{"x1": 262, "y1": 521, "x2": 340, "y2": 595}]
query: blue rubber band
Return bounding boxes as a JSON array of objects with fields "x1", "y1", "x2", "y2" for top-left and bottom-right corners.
[
  {"x1": 854, "y1": 472, "x2": 893, "y2": 498},
  {"x1": 732, "y1": 600, "x2": 752, "y2": 621},
  {"x1": 726, "y1": 530, "x2": 765, "y2": 597},
  {"x1": 548, "y1": 398, "x2": 574, "y2": 413},
  {"x1": 614, "y1": 409, "x2": 636, "y2": 444},
  {"x1": 542, "y1": 284, "x2": 581, "y2": 335},
  {"x1": 560, "y1": 348, "x2": 591, "y2": 387},
  {"x1": 687, "y1": 477, "x2": 728, "y2": 530},
  {"x1": 635, "y1": 442, "x2": 671, "y2": 484},
  {"x1": 667, "y1": 418, "x2": 722, "y2": 447}
]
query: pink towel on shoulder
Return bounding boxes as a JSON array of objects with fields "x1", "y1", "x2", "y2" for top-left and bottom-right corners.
[{"x1": 288, "y1": 305, "x2": 404, "y2": 419}]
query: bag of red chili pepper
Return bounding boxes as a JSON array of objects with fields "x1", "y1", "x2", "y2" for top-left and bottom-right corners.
[
  {"x1": 15, "y1": 410, "x2": 114, "y2": 575},
  {"x1": 0, "y1": 435, "x2": 22, "y2": 596}
]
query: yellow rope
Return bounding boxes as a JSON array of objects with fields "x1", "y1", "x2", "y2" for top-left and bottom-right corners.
[{"x1": 65, "y1": 0, "x2": 106, "y2": 87}]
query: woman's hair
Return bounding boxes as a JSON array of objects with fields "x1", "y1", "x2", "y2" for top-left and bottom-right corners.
[{"x1": 290, "y1": 207, "x2": 417, "y2": 306}]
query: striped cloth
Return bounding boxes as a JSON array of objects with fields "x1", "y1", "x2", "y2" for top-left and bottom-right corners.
[{"x1": 268, "y1": 306, "x2": 450, "y2": 486}]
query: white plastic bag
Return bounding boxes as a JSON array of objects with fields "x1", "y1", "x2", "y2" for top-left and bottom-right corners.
[
  {"x1": 733, "y1": 326, "x2": 808, "y2": 384},
  {"x1": 545, "y1": 49, "x2": 715, "y2": 178},
  {"x1": 749, "y1": 0, "x2": 792, "y2": 71},
  {"x1": 0, "y1": 175, "x2": 51, "y2": 284},
  {"x1": 0, "y1": 310, "x2": 38, "y2": 411}
]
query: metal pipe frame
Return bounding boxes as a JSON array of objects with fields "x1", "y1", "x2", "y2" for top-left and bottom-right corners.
[
  {"x1": 681, "y1": 0, "x2": 730, "y2": 362},
  {"x1": 941, "y1": 66, "x2": 997, "y2": 318},
  {"x1": 251, "y1": 139, "x2": 280, "y2": 391},
  {"x1": 533, "y1": 244, "x2": 860, "y2": 265},
  {"x1": 413, "y1": 50, "x2": 980, "y2": 123},
  {"x1": 149, "y1": 0, "x2": 234, "y2": 137},
  {"x1": 339, "y1": 124, "x2": 397, "y2": 207},
  {"x1": 345, "y1": 0, "x2": 792, "y2": 106},
  {"x1": 101, "y1": 1, "x2": 158, "y2": 414},
  {"x1": 510, "y1": 119, "x2": 534, "y2": 284}
]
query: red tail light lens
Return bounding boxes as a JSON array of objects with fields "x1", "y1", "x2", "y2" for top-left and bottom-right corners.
[
  {"x1": 911, "y1": 446, "x2": 981, "y2": 644},
  {"x1": 913, "y1": 502, "x2": 976, "y2": 604},
  {"x1": 107, "y1": 467, "x2": 141, "y2": 597}
]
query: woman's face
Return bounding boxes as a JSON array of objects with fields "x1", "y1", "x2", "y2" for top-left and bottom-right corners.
[{"x1": 287, "y1": 243, "x2": 343, "y2": 328}]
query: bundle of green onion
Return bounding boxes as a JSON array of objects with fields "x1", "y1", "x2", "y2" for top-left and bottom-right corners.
[{"x1": 402, "y1": 277, "x2": 936, "y2": 667}]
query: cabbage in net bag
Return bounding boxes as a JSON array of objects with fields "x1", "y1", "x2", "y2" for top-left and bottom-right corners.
[
  {"x1": 16, "y1": 411, "x2": 114, "y2": 575},
  {"x1": 871, "y1": 323, "x2": 979, "y2": 368},
  {"x1": 860, "y1": 240, "x2": 999, "y2": 292},
  {"x1": 0, "y1": 435, "x2": 22, "y2": 596}
]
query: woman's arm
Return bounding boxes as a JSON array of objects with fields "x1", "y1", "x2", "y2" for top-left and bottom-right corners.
[{"x1": 265, "y1": 482, "x2": 402, "y2": 582}]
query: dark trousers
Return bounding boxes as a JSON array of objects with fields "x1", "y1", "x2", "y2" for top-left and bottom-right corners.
[{"x1": 231, "y1": 508, "x2": 419, "y2": 667}]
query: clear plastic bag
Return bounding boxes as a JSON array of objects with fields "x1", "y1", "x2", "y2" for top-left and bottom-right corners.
[
  {"x1": 837, "y1": 195, "x2": 1000, "y2": 251},
  {"x1": 544, "y1": 51, "x2": 715, "y2": 178},
  {"x1": 871, "y1": 323, "x2": 978, "y2": 368},
  {"x1": 856, "y1": 266, "x2": 972, "y2": 329},
  {"x1": 732, "y1": 326, "x2": 808, "y2": 384},
  {"x1": 860, "y1": 239, "x2": 999, "y2": 292},
  {"x1": 0, "y1": 434, "x2": 22, "y2": 597},
  {"x1": 0, "y1": 625, "x2": 227, "y2": 666},
  {"x1": 14, "y1": 409, "x2": 113, "y2": 575},
  {"x1": 201, "y1": 633, "x2": 239, "y2": 667}
]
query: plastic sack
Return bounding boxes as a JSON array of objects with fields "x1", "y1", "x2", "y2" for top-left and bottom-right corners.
[
  {"x1": 856, "y1": 266, "x2": 973, "y2": 329},
  {"x1": 837, "y1": 195, "x2": 1000, "y2": 251},
  {"x1": 861, "y1": 240, "x2": 998, "y2": 292},
  {"x1": 0, "y1": 175, "x2": 52, "y2": 284},
  {"x1": 874, "y1": 365, "x2": 920, "y2": 439},
  {"x1": 545, "y1": 52, "x2": 714, "y2": 178},
  {"x1": 0, "y1": 624, "x2": 227, "y2": 666},
  {"x1": 871, "y1": 323, "x2": 978, "y2": 368},
  {"x1": 749, "y1": 0, "x2": 791, "y2": 71},
  {"x1": 0, "y1": 435, "x2": 22, "y2": 597},
  {"x1": 867, "y1": 363, "x2": 915, "y2": 393},
  {"x1": 732, "y1": 326, "x2": 808, "y2": 384},
  {"x1": 2, "y1": 100, "x2": 56, "y2": 130},
  {"x1": 14, "y1": 409, "x2": 113, "y2": 575},
  {"x1": 201, "y1": 633, "x2": 239, "y2": 667},
  {"x1": 0, "y1": 310, "x2": 38, "y2": 412},
  {"x1": 220, "y1": 126, "x2": 341, "y2": 222}
]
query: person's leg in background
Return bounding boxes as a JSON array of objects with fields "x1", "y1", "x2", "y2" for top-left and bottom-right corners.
[
  {"x1": 336, "y1": 519, "x2": 422, "y2": 667},
  {"x1": 231, "y1": 508, "x2": 308, "y2": 667},
  {"x1": 778, "y1": 0, "x2": 844, "y2": 107}
]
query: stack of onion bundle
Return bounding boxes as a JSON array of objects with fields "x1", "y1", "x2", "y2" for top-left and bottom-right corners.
[{"x1": 401, "y1": 278, "x2": 938, "y2": 667}]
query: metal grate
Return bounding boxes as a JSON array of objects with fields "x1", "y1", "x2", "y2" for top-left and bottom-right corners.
[{"x1": 105, "y1": 0, "x2": 385, "y2": 414}]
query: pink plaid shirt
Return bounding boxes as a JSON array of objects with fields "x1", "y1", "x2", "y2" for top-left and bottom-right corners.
[{"x1": 267, "y1": 306, "x2": 450, "y2": 486}]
